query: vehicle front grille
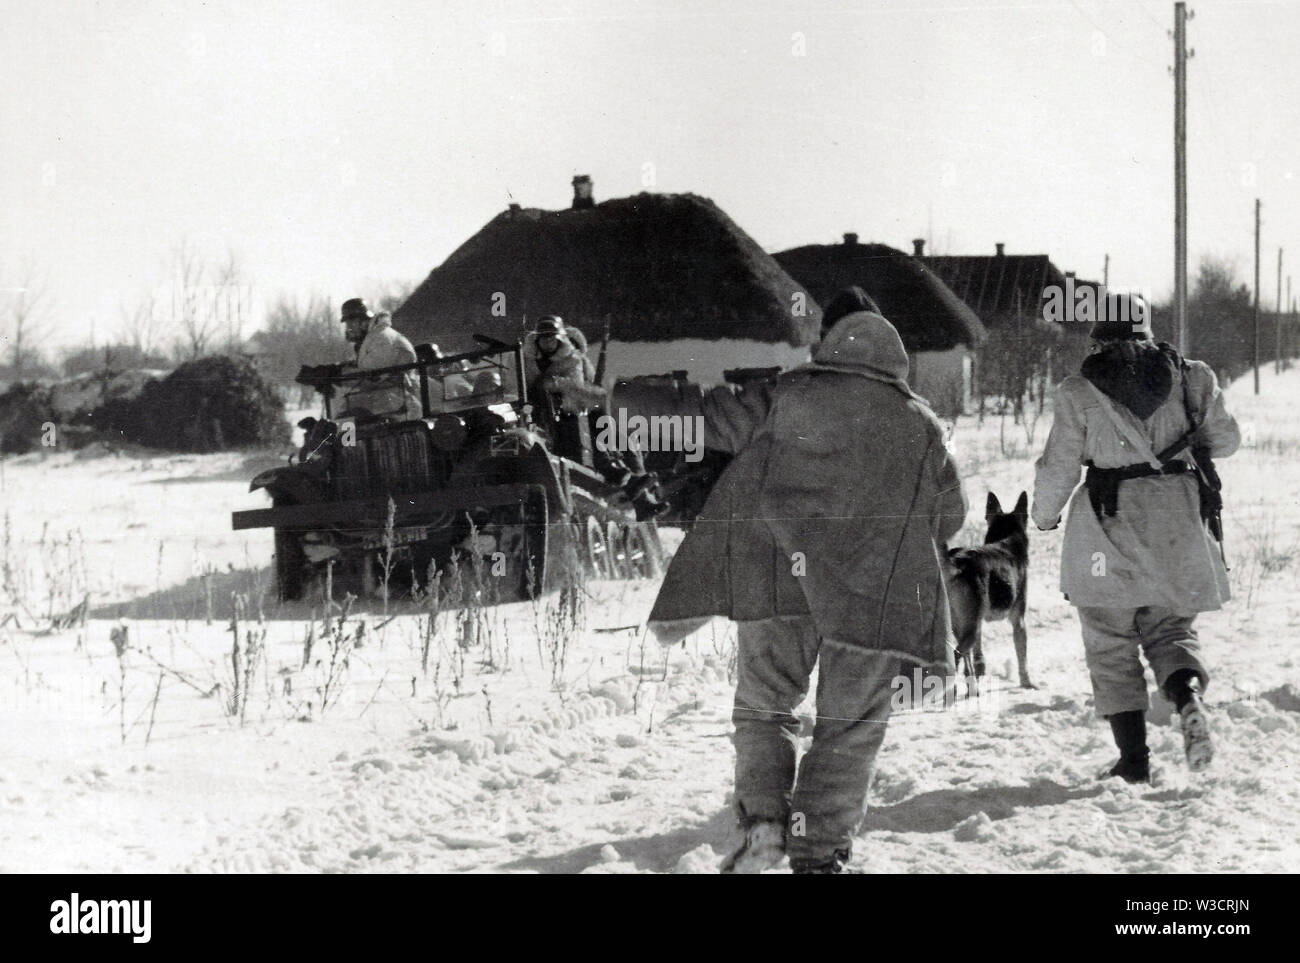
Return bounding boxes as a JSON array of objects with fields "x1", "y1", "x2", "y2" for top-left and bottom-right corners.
[
  {"x1": 331, "y1": 423, "x2": 450, "y2": 499},
  {"x1": 331, "y1": 440, "x2": 372, "y2": 499}
]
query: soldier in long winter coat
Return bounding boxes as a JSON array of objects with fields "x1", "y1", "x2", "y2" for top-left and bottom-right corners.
[
  {"x1": 1032, "y1": 296, "x2": 1240, "y2": 783},
  {"x1": 647, "y1": 287, "x2": 967, "y2": 873},
  {"x1": 339, "y1": 299, "x2": 421, "y2": 419},
  {"x1": 521, "y1": 317, "x2": 604, "y2": 414}
]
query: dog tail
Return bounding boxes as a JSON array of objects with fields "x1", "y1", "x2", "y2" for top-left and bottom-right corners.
[{"x1": 947, "y1": 549, "x2": 991, "y2": 613}]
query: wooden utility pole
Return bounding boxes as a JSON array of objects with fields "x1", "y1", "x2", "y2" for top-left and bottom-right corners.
[
  {"x1": 1253, "y1": 198, "x2": 1261, "y2": 394},
  {"x1": 1277, "y1": 248, "x2": 1284, "y2": 374},
  {"x1": 1173, "y1": 2, "x2": 1191, "y2": 355},
  {"x1": 1103, "y1": 253, "x2": 1110, "y2": 288}
]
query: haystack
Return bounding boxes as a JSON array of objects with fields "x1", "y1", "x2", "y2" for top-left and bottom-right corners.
[
  {"x1": 0, "y1": 383, "x2": 55, "y2": 454},
  {"x1": 99, "y1": 355, "x2": 289, "y2": 452}
]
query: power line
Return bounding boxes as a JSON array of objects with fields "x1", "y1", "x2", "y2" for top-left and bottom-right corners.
[
  {"x1": 1065, "y1": 0, "x2": 1133, "y2": 54},
  {"x1": 1131, "y1": 0, "x2": 1169, "y2": 32}
]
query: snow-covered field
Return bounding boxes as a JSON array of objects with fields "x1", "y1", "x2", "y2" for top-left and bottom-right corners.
[{"x1": 2, "y1": 370, "x2": 1298, "y2": 874}]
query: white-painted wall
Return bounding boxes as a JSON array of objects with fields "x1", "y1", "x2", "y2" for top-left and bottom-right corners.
[{"x1": 911, "y1": 345, "x2": 971, "y2": 417}]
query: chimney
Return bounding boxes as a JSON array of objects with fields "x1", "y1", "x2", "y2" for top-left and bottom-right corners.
[
  {"x1": 843, "y1": 232, "x2": 859, "y2": 246},
  {"x1": 1065, "y1": 270, "x2": 1076, "y2": 278},
  {"x1": 508, "y1": 202, "x2": 521, "y2": 216},
  {"x1": 912, "y1": 238, "x2": 926, "y2": 257},
  {"x1": 571, "y1": 175, "x2": 594, "y2": 210},
  {"x1": 995, "y1": 242, "x2": 1006, "y2": 257}
]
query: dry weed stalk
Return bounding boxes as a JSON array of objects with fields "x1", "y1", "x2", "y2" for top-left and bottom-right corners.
[
  {"x1": 529, "y1": 533, "x2": 587, "y2": 700},
  {"x1": 314, "y1": 592, "x2": 359, "y2": 716},
  {"x1": 226, "y1": 593, "x2": 267, "y2": 724},
  {"x1": 379, "y1": 496, "x2": 396, "y2": 616}
]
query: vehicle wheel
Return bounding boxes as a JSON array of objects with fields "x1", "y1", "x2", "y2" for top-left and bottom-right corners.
[
  {"x1": 559, "y1": 521, "x2": 586, "y2": 584},
  {"x1": 323, "y1": 553, "x2": 376, "y2": 604},
  {"x1": 584, "y1": 515, "x2": 612, "y2": 578},
  {"x1": 606, "y1": 520, "x2": 627, "y2": 578},
  {"x1": 273, "y1": 528, "x2": 306, "y2": 601},
  {"x1": 621, "y1": 523, "x2": 659, "y2": 579},
  {"x1": 361, "y1": 551, "x2": 380, "y2": 599}
]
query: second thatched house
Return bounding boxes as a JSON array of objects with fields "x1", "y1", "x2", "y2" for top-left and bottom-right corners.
[
  {"x1": 394, "y1": 181, "x2": 821, "y2": 385},
  {"x1": 916, "y1": 241, "x2": 1091, "y2": 396},
  {"x1": 773, "y1": 235, "x2": 986, "y2": 415}
]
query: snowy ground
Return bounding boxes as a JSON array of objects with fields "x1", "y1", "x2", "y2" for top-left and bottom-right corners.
[{"x1": 1, "y1": 370, "x2": 1298, "y2": 874}]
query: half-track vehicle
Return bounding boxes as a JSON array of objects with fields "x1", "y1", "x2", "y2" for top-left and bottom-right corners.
[{"x1": 232, "y1": 336, "x2": 663, "y2": 602}]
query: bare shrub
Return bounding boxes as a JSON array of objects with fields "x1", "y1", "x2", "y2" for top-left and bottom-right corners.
[
  {"x1": 313, "y1": 593, "x2": 360, "y2": 717},
  {"x1": 529, "y1": 532, "x2": 587, "y2": 700},
  {"x1": 1233, "y1": 508, "x2": 1298, "y2": 609}
]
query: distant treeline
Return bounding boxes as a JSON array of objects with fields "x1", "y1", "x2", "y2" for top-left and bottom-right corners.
[
  {"x1": 972, "y1": 255, "x2": 1299, "y2": 423},
  {"x1": 1149, "y1": 255, "x2": 1298, "y2": 382}
]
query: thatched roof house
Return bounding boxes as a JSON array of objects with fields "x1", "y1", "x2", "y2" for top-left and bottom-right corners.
[
  {"x1": 773, "y1": 236, "x2": 985, "y2": 352},
  {"x1": 395, "y1": 186, "x2": 821, "y2": 384},
  {"x1": 913, "y1": 241, "x2": 1070, "y2": 330},
  {"x1": 773, "y1": 235, "x2": 986, "y2": 416},
  {"x1": 914, "y1": 241, "x2": 1089, "y2": 401}
]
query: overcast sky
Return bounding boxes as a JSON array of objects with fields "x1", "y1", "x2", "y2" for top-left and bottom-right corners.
[{"x1": 3, "y1": 0, "x2": 1298, "y2": 351}]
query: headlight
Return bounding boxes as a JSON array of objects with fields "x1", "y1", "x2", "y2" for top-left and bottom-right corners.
[{"x1": 430, "y1": 416, "x2": 467, "y2": 451}]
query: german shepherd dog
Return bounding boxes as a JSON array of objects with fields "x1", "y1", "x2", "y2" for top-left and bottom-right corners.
[{"x1": 946, "y1": 492, "x2": 1034, "y2": 693}]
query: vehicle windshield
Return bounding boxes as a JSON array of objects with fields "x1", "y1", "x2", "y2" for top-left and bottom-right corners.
[
  {"x1": 321, "y1": 343, "x2": 523, "y2": 421},
  {"x1": 424, "y1": 350, "x2": 520, "y2": 415}
]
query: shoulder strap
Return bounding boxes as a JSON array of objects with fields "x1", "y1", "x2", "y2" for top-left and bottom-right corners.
[
  {"x1": 1178, "y1": 359, "x2": 1205, "y2": 437},
  {"x1": 1084, "y1": 380, "x2": 1163, "y2": 469}
]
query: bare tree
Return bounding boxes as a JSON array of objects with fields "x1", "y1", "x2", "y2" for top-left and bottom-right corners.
[
  {"x1": 118, "y1": 287, "x2": 166, "y2": 358},
  {"x1": 211, "y1": 247, "x2": 253, "y2": 352},
  {"x1": 248, "y1": 293, "x2": 347, "y2": 391},
  {"x1": 4, "y1": 261, "x2": 53, "y2": 376},
  {"x1": 161, "y1": 241, "x2": 253, "y2": 358},
  {"x1": 165, "y1": 238, "x2": 217, "y2": 359},
  {"x1": 365, "y1": 278, "x2": 418, "y2": 315},
  {"x1": 1151, "y1": 255, "x2": 1255, "y2": 380}
]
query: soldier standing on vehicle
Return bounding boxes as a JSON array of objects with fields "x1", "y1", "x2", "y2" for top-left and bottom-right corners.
[
  {"x1": 339, "y1": 299, "x2": 421, "y2": 419},
  {"x1": 1032, "y1": 294, "x2": 1240, "y2": 783},
  {"x1": 521, "y1": 316, "x2": 600, "y2": 411},
  {"x1": 523, "y1": 316, "x2": 664, "y2": 519}
]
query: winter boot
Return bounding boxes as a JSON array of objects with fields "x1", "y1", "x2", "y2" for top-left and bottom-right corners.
[
  {"x1": 1104, "y1": 710, "x2": 1150, "y2": 784},
  {"x1": 719, "y1": 820, "x2": 786, "y2": 874},
  {"x1": 790, "y1": 848, "x2": 855, "y2": 874},
  {"x1": 1165, "y1": 669, "x2": 1213, "y2": 772}
]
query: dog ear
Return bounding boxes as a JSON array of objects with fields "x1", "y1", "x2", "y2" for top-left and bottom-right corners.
[
  {"x1": 985, "y1": 492, "x2": 1002, "y2": 521},
  {"x1": 1014, "y1": 491, "x2": 1029, "y2": 517}
]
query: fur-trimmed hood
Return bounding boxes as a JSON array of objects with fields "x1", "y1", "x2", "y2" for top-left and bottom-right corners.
[{"x1": 1080, "y1": 340, "x2": 1182, "y2": 420}]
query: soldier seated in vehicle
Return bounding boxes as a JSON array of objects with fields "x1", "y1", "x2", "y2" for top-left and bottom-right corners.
[
  {"x1": 444, "y1": 358, "x2": 478, "y2": 399},
  {"x1": 410, "y1": 342, "x2": 512, "y2": 408},
  {"x1": 337, "y1": 300, "x2": 422, "y2": 420},
  {"x1": 523, "y1": 316, "x2": 664, "y2": 519}
]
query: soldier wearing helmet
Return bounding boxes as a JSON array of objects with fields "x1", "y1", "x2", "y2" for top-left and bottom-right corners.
[
  {"x1": 338, "y1": 298, "x2": 420, "y2": 419},
  {"x1": 523, "y1": 316, "x2": 664, "y2": 520}
]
